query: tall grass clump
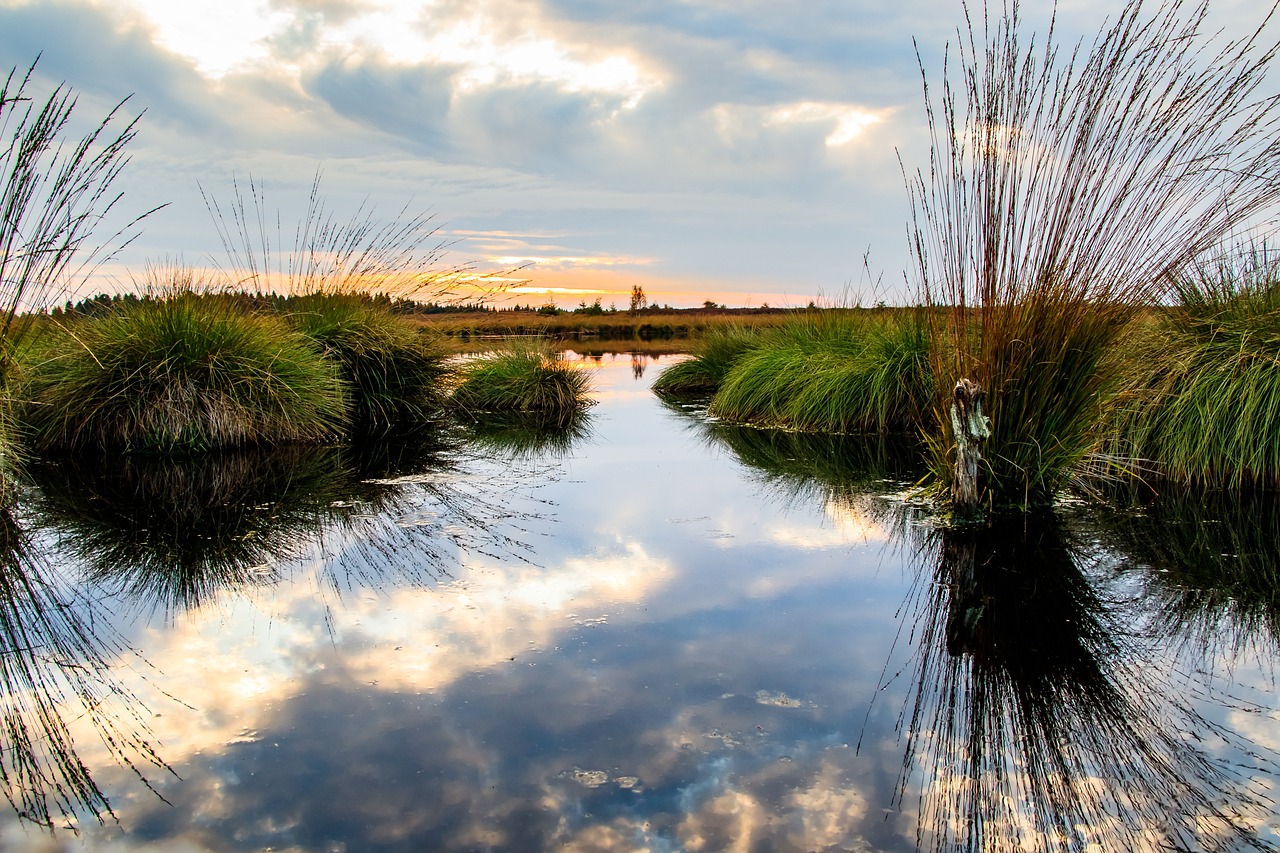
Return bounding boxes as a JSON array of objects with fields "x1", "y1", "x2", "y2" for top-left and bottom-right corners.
[
  {"x1": 707, "y1": 310, "x2": 933, "y2": 434},
  {"x1": 207, "y1": 171, "x2": 471, "y2": 302},
  {"x1": 1112, "y1": 242, "x2": 1280, "y2": 486},
  {"x1": 21, "y1": 289, "x2": 349, "y2": 453},
  {"x1": 908, "y1": 0, "x2": 1280, "y2": 511},
  {"x1": 0, "y1": 59, "x2": 147, "y2": 486},
  {"x1": 450, "y1": 344, "x2": 594, "y2": 427},
  {"x1": 285, "y1": 293, "x2": 451, "y2": 433},
  {"x1": 651, "y1": 324, "x2": 763, "y2": 395}
]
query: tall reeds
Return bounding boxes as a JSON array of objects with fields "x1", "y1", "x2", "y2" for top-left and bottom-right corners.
[
  {"x1": 908, "y1": 0, "x2": 1280, "y2": 510},
  {"x1": 0, "y1": 59, "x2": 147, "y2": 483},
  {"x1": 205, "y1": 171, "x2": 465, "y2": 302}
]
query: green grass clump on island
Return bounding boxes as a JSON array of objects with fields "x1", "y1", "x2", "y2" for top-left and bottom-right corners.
[
  {"x1": 654, "y1": 310, "x2": 933, "y2": 435},
  {"x1": 21, "y1": 292, "x2": 349, "y2": 453},
  {"x1": 650, "y1": 325, "x2": 762, "y2": 395},
  {"x1": 450, "y1": 345, "x2": 594, "y2": 427},
  {"x1": 284, "y1": 293, "x2": 452, "y2": 434},
  {"x1": 1110, "y1": 245, "x2": 1280, "y2": 488},
  {"x1": 709, "y1": 311, "x2": 932, "y2": 434}
]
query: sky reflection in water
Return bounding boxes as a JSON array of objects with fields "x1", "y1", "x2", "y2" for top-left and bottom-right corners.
[{"x1": 0, "y1": 353, "x2": 1277, "y2": 851}]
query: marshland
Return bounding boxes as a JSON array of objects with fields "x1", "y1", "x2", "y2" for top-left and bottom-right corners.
[{"x1": 0, "y1": 0, "x2": 1279, "y2": 851}]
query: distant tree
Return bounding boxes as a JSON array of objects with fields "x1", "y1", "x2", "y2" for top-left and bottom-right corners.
[
  {"x1": 702, "y1": 300, "x2": 720, "y2": 310},
  {"x1": 629, "y1": 285, "x2": 645, "y2": 314}
]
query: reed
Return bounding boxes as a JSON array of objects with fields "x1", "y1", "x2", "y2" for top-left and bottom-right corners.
[
  {"x1": 450, "y1": 344, "x2": 594, "y2": 426},
  {"x1": 706, "y1": 310, "x2": 933, "y2": 433},
  {"x1": 284, "y1": 293, "x2": 452, "y2": 433},
  {"x1": 0, "y1": 59, "x2": 147, "y2": 487},
  {"x1": 907, "y1": 0, "x2": 1280, "y2": 510},
  {"x1": 21, "y1": 289, "x2": 349, "y2": 453},
  {"x1": 206, "y1": 171, "x2": 465, "y2": 302}
]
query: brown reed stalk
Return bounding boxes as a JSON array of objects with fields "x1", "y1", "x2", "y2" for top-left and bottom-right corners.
[{"x1": 906, "y1": 0, "x2": 1280, "y2": 511}]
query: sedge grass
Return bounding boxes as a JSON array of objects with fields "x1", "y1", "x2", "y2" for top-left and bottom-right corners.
[
  {"x1": 285, "y1": 293, "x2": 451, "y2": 433},
  {"x1": 651, "y1": 324, "x2": 764, "y2": 395},
  {"x1": 908, "y1": 0, "x2": 1280, "y2": 511},
  {"x1": 1110, "y1": 242, "x2": 1280, "y2": 486},
  {"x1": 21, "y1": 291, "x2": 349, "y2": 453},
  {"x1": 706, "y1": 310, "x2": 933, "y2": 434},
  {"x1": 450, "y1": 344, "x2": 594, "y2": 427}
]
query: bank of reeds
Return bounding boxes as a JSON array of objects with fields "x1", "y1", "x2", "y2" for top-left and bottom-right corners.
[
  {"x1": 450, "y1": 344, "x2": 594, "y2": 427},
  {"x1": 908, "y1": 0, "x2": 1280, "y2": 511},
  {"x1": 21, "y1": 290, "x2": 349, "y2": 453},
  {"x1": 284, "y1": 293, "x2": 451, "y2": 433},
  {"x1": 1108, "y1": 243, "x2": 1280, "y2": 487}
]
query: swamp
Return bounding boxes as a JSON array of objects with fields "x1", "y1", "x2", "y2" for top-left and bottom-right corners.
[{"x1": 0, "y1": 353, "x2": 1274, "y2": 852}]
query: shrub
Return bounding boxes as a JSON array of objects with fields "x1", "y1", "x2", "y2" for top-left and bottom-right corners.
[{"x1": 21, "y1": 292, "x2": 349, "y2": 453}]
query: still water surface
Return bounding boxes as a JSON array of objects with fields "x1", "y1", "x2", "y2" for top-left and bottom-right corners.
[{"x1": 0, "y1": 353, "x2": 1277, "y2": 852}]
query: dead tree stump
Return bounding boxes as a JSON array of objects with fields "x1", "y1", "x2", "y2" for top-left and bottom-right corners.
[{"x1": 950, "y1": 378, "x2": 990, "y2": 519}]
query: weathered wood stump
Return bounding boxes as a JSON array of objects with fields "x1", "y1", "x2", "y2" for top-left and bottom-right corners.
[{"x1": 950, "y1": 378, "x2": 990, "y2": 519}]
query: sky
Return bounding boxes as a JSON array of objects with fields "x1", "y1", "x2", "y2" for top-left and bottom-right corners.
[{"x1": 0, "y1": 0, "x2": 1269, "y2": 308}]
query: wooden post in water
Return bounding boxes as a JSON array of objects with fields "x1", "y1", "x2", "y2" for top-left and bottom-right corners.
[{"x1": 950, "y1": 378, "x2": 990, "y2": 519}]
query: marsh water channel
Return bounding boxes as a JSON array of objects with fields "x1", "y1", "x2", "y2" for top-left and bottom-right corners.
[{"x1": 0, "y1": 353, "x2": 1276, "y2": 852}]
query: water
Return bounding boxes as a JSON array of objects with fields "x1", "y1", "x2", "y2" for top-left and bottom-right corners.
[{"x1": 0, "y1": 353, "x2": 1276, "y2": 852}]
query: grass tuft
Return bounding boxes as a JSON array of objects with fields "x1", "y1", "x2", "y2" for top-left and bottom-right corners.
[
  {"x1": 21, "y1": 290, "x2": 349, "y2": 453},
  {"x1": 450, "y1": 344, "x2": 594, "y2": 427},
  {"x1": 706, "y1": 310, "x2": 933, "y2": 434},
  {"x1": 1111, "y1": 242, "x2": 1280, "y2": 487},
  {"x1": 651, "y1": 324, "x2": 763, "y2": 395},
  {"x1": 284, "y1": 293, "x2": 451, "y2": 433}
]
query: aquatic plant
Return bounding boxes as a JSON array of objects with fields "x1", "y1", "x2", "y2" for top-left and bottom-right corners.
[
  {"x1": 1111, "y1": 242, "x2": 1280, "y2": 486},
  {"x1": 706, "y1": 310, "x2": 933, "y2": 434},
  {"x1": 651, "y1": 324, "x2": 763, "y2": 395},
  {"x1": 907, "y1": 0, "x2": 1280, "y2": 511},
  {"x1": 285, "y1": 293, "x2": 452, "y2": 433},
  {"x1": 0, "y1": 59, "x2": 147, "y2": 487},
  {"x1": 450, "y1": 344, "x2": 594, "y2": 426},
  {"x1": 21, "y1": 289, "x2": 349, "y2": 452}
]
